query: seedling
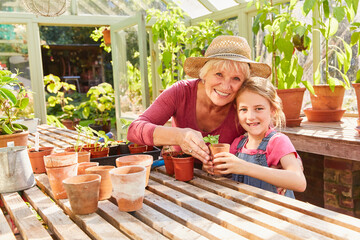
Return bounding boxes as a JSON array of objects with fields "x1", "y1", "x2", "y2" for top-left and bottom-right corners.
[{"x1": 203, "y1": 134, "x2": 219, "y2": 145}]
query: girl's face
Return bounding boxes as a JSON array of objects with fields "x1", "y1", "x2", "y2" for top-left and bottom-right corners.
[
  {"x1": 203, "y1": 67, "x2": 246, "y2": 107},
  {"x1": 236, "y1": 90, "x2": 273, "y2": 139}
]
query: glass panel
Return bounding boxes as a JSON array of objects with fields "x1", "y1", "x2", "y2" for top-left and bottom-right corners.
[
  {"x1": 207, "y1": 0, "x2": 238, "y2": 10},
  {"x1": 0, "y1": 24, "x2": 34, "y2": 118},
  {"x1": 174, "y1": 0, "x2": 211, "y2": 18}
]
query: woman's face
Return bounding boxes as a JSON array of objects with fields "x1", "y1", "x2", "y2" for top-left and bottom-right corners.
[{"x1": 203, "y1": 66, "x2": 246, "y2": 106}]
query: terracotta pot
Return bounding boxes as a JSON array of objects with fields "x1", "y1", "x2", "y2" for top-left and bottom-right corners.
[
  {"x1": 61, "y1": 118, "x2": 80, "y2": 131},
  {"x1": 116, "y1": 154, "x2": 153, "y2": 186},
  {"x1": 92, "y1": 118, "x2": 111, "y2": 133},
  {"x1": 63, "y1": 147, "x2": 90, "y2": 162},
  {"x1": 172, "y1": 155, "x2": 194, "y2": 181},
  {"x1": 128, "y1": 144, "x2": 147, "y2": 154},
  {"x1": 44, "y1": 152, "x2": 78, "y2": 168},
  {"x1": 85, "y1": 165, "x2": 115, "y2": 200},
  {"x1": 77, "y1": 162, "x2": 99, "y2": 175},
  {"x1": 353, "y1": 83, "x2": 360, "y2": 123},
  {"x1": 310, "y1": 85, "x2": 345, "y2": 110},
  {"x1": 102, "y1": 28, "x2": 111, "y2": 46},
  {"x1": 0, "y1": 131, "x2": 28, "y2": 148},
  {"x1": 303, "y1": 108, "x2": 345, "y2": 122},
  {"x1": 63, "y1": 174, "x2": 101, "y2": 215},
  {"x1": 110, "y1": 166, "x2": 146, "y2": 212},
  {"x1": 82, "y1": 144, "x2": 96, "y2": 152},
  {"x1": 28, "y1": 147, "x2": 54, "y2": 173},
  {"x1": 277, "y1": 88, "x2": 305, "y2": 127},
  {"x1": 46, "y1": 163, "x2": 78, "y2": 199},
  {"x1": 162, "y1": 152, "x2": 175, "y2": 176},
  {"x1": 90, "y1": 147, "x2": 109, "y2": 159},
  {"x1": 209, "y1": 143, "x2": 230, "y2": 175}
]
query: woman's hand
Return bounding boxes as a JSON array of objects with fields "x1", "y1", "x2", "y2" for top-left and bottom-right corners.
[{"x1": 177, "y1": 128, "x2": 211, "y2": 164}]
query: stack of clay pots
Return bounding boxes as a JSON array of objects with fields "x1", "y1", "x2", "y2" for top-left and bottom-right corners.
[{"x1": 44, "y1": 152, "x2": 78, "y2": 199}]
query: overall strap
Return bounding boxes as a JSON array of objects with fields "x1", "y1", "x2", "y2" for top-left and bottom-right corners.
[
  {"x1": 257, "y1": 131, "x2": 277, "y2": 151},
  {"x1": 236, "y1": 135, "x2": 248, "y2": 150}
]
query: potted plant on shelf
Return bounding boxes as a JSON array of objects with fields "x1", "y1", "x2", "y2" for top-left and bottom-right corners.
[
  {"x1": 0, "y1": 69, "x2": 29, "y2": 147},
  {"x1": 80, "y1": 82, "x2": 115, "y2": 133},
  {"x1": 302, "y1": 0, "x2": 358, "y2": 122},
  {"x1": 44, "y1": 74, "x2": 80, "y2": 130},
  {"x1": 251, "y1": 0, "x2": 313, "y2": 127}
]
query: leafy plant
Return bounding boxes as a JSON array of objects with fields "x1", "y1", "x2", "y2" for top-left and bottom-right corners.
[
  {"x1": 203, "y1": 134, "x2": 219, "y2": 145},
  {"x1": 44, "y1": 74, "x2": 80, "y2": 120},
  {"x1": 0, "y1": 69, "x2": 29, "y2": 135},
  {"x1": 146, "y1": 4, "x2": 233, "y2": 90},
  {"x1": 303, "y1": 0, "x2": 358, "y2": 90},
  {"x1": 250, "y1": 0, "x2": 313, "y2": 93},
  {"x1": 79, "y1": 82, "x2": 115, "y2": 125},
  {"x1": 350, "y1": 21, "x2": 360, "y2": 83},
  {"x1": 90, "y1": 26, "x2": 111, "y2": 53}
]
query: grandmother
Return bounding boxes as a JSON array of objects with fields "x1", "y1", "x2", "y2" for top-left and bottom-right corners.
[{"x1": 127, "y1": 35, "x2": 271, "y2": 164}]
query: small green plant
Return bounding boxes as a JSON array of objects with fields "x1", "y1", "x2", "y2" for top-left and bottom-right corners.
[
  {"x1": 203, "y1": 134, "x2": 219, "y2": 145},
  {"x1": 0, "y1": 69, "x2": 29, "y2": 134}
]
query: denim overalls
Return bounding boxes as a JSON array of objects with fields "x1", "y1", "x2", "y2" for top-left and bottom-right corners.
[{"x1": 232, "y1": 131, "x2": 295, "y2": 199}]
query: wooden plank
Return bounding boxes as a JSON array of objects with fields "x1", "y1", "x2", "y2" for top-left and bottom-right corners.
[
  {"x1": 35, "y1": 174, "x2": 130, "y2": 240},
  {"x1": 144, "y1": 190, "x2": 247, "y2": 240},
  {"x1": 147, "y1": 179, "x2": 288, "y2": 240},
  {"x1": 133, "y1": 204, "x2": 208, "y2": 240},
  {"x1": 183, "y1": 168, "x2": 360, "y2": 239},
  {"x1": 0, "y1": 207, "x2": 16, "y2": 240},
  {"x1": 150, "y1": 171, "x2": 331, "y2": 240},
  {"x1": 29, "y1": 132, "x2": 71, "y2": 149},
  {"x1": 1, "y1": 191, "x2": 52, "y2": 240},
  {"x1": 96, "y1": 200, "x2": 168, "y2": 240},
  {"x1": 23, "y1": 186, "x2": 91, "y2": 240},
  {"x1": 191, "y1": 167, "x2": 360, "y2": 233}
]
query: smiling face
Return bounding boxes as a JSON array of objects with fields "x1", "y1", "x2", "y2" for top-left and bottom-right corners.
[
  {"x1": 202, "y1": 65, "x2": 246, "y2": 107},
  {"x1": 236, "y1": 89, "x2": 273, "y2": 139}
]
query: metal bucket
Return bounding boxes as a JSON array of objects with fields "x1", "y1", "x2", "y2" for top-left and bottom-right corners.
[{"x1": 0, "y1": 146, "x2": 36, "y2": 193}]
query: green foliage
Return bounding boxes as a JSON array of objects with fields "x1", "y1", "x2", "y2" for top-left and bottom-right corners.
[
  {"x1": 89, "y1": 26, "x2": 111, "y2": 53},
  {"x1": 46, "y1": 115, "x2": 65, "y2": 128},
  {"x1": 303, "y1": 0, "x2": 358, "y2": 90},
  {"x1": 0, "y1": 69, "x2": 29, "y2": 135},
  {"x1": 79, "y1": 82, "x2": 115, "y2": 124},
  {"x1": 249, "y1": 0, "x2": 313, "y2": 93},
  {"x1": 146, "y1": 4, "x2": 233, "y2": 89},
  {"x1": 40, "y1": 26, "x2": 95, "y2": 45},
  {"x1": 44, "y1": 74, "x2": 80, "y2": 120},
  {"x1": 203, "y1": 134, "x2": 220, "y2": 145},
  {"x1": 350, "y1": 22, "x2": 360, "y2": 83}
]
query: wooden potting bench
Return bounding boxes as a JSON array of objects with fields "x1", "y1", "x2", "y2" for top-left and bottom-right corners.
[{"x1": 1, "y1": 123, "x2": 360, "y2": 239}]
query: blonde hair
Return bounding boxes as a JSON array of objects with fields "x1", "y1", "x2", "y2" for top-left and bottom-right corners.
[
  {"x1": 236, "y1": 77, "x2": 285, "y2": 129},
  {"x1": 199, "y1": 59, "x2": 250, "y2": 80}
]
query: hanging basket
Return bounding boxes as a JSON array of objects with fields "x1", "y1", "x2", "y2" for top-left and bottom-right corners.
[
  {"x1": 102, "y1": 28, "x2": 111, "y2": 46},
  {"x1": 23, "y1": 0, "x2": 69, "y2": 17}
]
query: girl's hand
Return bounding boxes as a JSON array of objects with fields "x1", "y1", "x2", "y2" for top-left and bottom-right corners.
[
  {"x1": 177, "y1": 128, "x2": 210, "y2": 164},
  {"x1": 212, "y1": 152, "x2": 246, "y2": 175},
  {"x1": 202, "y1": 161, "x2": 214, "y2": 175}
]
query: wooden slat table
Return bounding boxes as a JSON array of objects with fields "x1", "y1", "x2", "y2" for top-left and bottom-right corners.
[{"x1": 1, "y1": 166, "x2": 360, "y2": 240}]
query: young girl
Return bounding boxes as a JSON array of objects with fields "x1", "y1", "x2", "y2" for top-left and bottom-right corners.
[{"x1": 212, "y1": 77, "x2": 306, "y2": 198}]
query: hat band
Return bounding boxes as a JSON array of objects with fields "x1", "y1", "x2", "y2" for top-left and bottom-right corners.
[{"x1": 207, "y1": 53, "x2": 249, "y2": 60}]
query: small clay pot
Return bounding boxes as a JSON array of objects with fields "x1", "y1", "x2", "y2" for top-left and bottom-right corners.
[
  {"x1": 128, "y1": 144, "x2": 147, "y2": 154},
  {"x1": 77, "y1": 162, "x2": 99, "y2": 175},
  {"x1": 90, "y1": 147, "x2": 109, "y2": 159},
  {"x1": 110, "y1": 165, "x2": 146, "y2": 212},
  {"x1": 28, "y1": 147, "x2": 54, "y2": 173},
  {"x1": 63, "y1": 174, "x2": 101, "y2": 215},
  {"x1": 46, "y1": 163, "x2": 78, "y2": 199},
  {"x1": 44, "y1": 152, "x2": 78, "y2": 168},
  {"x1": 61, "y1": 118, "x2": 80, "y2": 131},
  {"x1": 162, "y1": 152, "x2": 176, "y2": 176},
  {"x1": 172, "y1": 154, "x2": 194, "y2": 181},
  {"x1": 116, "y1": 154, "x2": 153, "y2": 186},
  {"x1": 209, "y1": 143, "x2": 230, "y2": 175},
  {"x1": 85, "y1": 165, "x2": 115, "y2": 200},
  {"x1": 82, "y1": 144, "x2": 96, "y2": 152}
]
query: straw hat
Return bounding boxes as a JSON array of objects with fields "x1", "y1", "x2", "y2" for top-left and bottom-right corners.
[{"x1": 184, "y1": 35, "x2": 271, "y2": 78}]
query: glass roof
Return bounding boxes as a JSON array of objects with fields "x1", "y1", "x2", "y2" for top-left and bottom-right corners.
[{"x1": 0, "y1": 0, "x2": 241, "y2": 19}]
